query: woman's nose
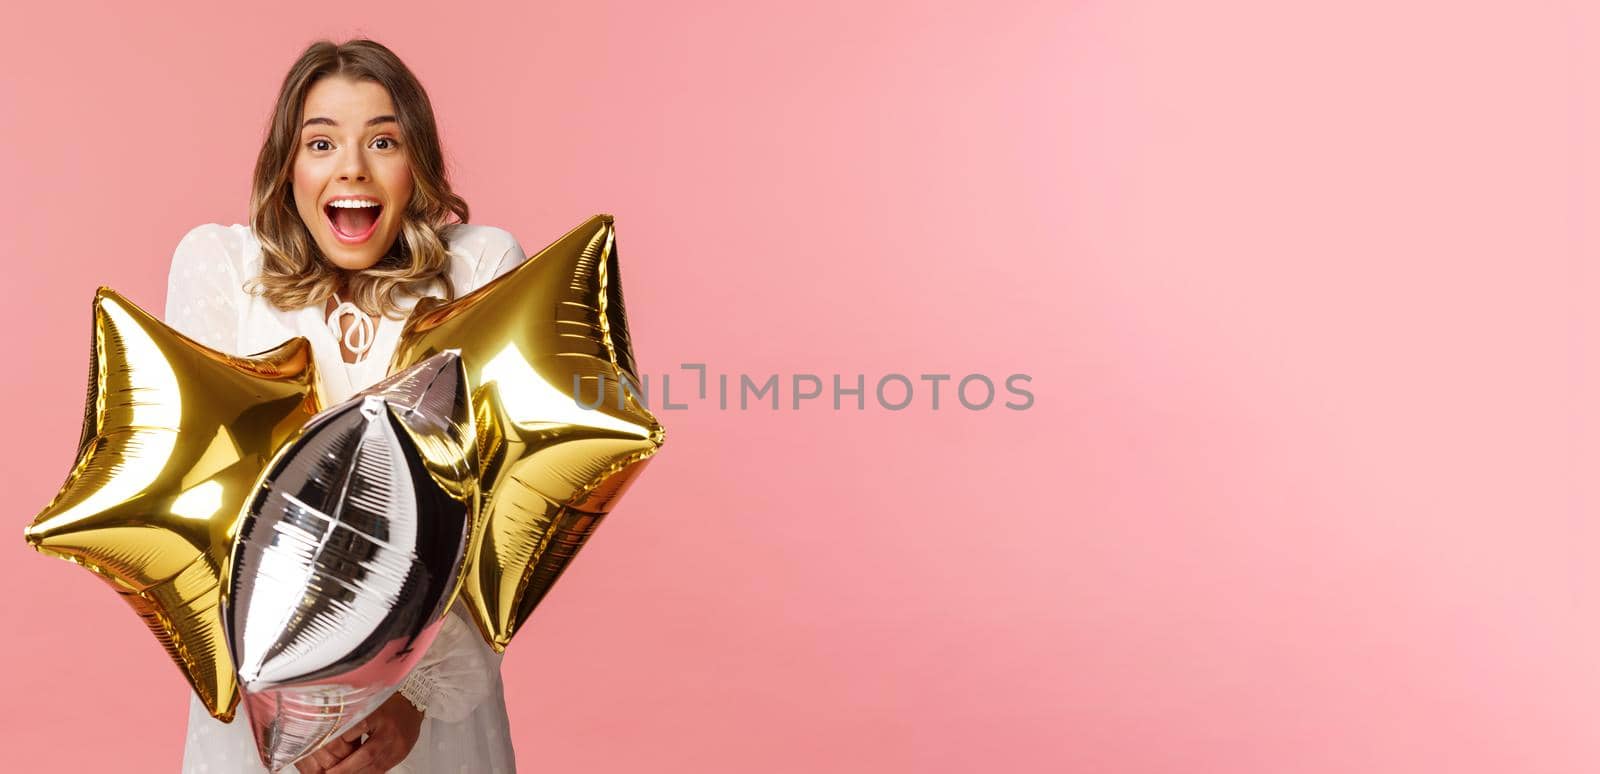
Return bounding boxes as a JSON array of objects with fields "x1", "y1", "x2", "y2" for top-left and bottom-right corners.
[{"x1": 337, "y1": 151, "x2": 370, "y2": 182}]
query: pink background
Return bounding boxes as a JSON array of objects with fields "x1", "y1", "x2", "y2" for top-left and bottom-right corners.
[{"x1": 1, "y1": 1, "x2": 1593, "y2": 771}]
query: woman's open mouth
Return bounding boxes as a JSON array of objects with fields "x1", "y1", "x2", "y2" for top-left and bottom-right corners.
[{"x1": 324, "y1": 198, "x2": 383, "y2": 245}]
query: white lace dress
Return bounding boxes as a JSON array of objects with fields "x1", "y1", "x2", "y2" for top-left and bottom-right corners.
[{"x1": 164, "y1": 221, "x2": 527, "y2": 773}]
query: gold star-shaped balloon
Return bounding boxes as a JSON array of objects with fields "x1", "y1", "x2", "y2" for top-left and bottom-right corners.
[
  {"x1": 388, "y1": 214, "x2": 664, "y2": 651},
  {"x1": 23, "y1": 288, "x2": 319, "y2": 721}
]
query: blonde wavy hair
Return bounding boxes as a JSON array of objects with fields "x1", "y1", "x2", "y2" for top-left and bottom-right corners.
[{"x1": 248, "y1": 39, "x2": 468, "y2": 318}]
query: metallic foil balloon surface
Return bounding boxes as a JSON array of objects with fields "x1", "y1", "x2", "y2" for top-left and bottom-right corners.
[
  {"x1": 225, "y1": 352, "x2": 475, "y2": 772},
  {"x1": 388, "y1": 214, "x2": 665, "y2": 652},
  {"x1": 22, "y1": 288, "x2": 319, "y2": 721}
]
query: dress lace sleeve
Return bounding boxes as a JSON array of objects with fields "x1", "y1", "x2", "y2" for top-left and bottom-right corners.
[
  {"x1": 163, "y1": 224, "x2": 243, "y2": 353},
  {"x1": 399, "y1": 601, "x2": 500, "y2": 723}
]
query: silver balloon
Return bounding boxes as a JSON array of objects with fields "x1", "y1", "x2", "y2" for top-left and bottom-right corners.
[{"x1": 223, "y1": 351, "x2": 477, "y2": 772}]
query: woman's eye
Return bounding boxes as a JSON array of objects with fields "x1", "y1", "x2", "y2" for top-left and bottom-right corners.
[
  {"x1": 308, "y1": 139, "x2": 333, "y2": 152},
  {"x1": 373, "y1": 137, "x2": 398, "y2": 150}
]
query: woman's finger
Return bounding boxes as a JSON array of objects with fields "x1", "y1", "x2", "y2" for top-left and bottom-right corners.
[
  {"x1": 340, "y1": 719, "x2": 371, "y2": 744},
  {"x1": 325, "y1": 745, "x2": 377, "y2": 774},
  {"x1": 322, "y1": 735, "x2": 357, "y2": 759},
  {"x1": 309, "y1": 745, "x2": 349, "y2": 770}
]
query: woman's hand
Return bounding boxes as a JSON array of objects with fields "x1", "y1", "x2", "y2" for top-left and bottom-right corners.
[
  {"x1": 292, "y1": 736, "x2": 357, "y2": 773},
  {"x1": 324, "y1": 693, "x2": 425, "y2": 774}
]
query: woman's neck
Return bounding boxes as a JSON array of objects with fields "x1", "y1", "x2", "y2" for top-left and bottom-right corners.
[{"x1": 331, "y1": 271, "x2": 354, "y2": 300}]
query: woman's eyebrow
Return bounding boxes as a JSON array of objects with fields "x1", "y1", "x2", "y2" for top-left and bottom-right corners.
[{"x1": 301, "y1": 115, "x2": 399, "y2": 129}]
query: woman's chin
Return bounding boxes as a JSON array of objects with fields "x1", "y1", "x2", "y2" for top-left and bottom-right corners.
[
  {"x1": 322, "y1": 253, "x2": 382, "y2": 272},
  {"x1": 316, "y1": 236, "x2": 392, "y2": 271}
]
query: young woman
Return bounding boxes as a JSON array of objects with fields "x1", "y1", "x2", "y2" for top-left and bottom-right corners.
[{"x1": 166, "y1": 39, "x2": 523, "y2": 774}]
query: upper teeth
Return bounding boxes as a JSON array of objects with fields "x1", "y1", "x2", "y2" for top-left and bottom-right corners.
[{"x1": 328, "y1": 200, "x2": 379, "y2": 208}]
